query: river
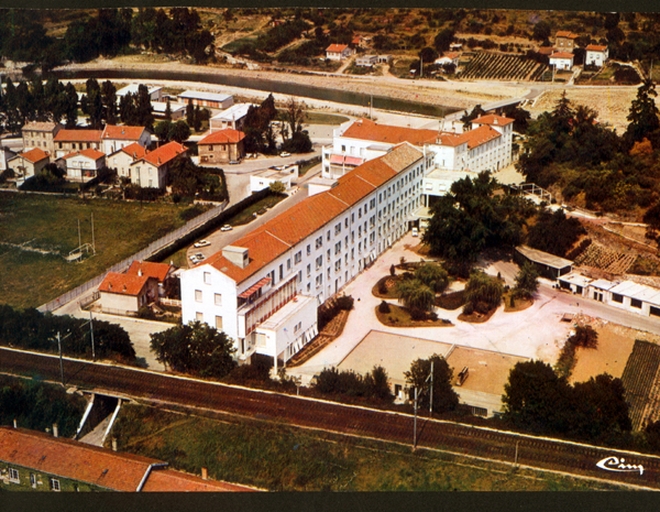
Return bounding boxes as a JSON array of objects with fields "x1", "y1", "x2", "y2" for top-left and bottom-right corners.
[{"x1": 53, "y1": 68, "x2": 458, "y2": 118}]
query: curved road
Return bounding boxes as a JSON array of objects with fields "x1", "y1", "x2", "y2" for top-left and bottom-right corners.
[{"x1": 2, "y1": 347, "x2": 659, "y2": 490}]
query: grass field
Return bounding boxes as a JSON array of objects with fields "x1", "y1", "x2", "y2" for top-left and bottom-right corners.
[
  {"x1": 110, "y1": 404, "x2": 621, "y2": 491},
  {"x1": 0, "y1": 192, "x2": 193, "y2": 309}
]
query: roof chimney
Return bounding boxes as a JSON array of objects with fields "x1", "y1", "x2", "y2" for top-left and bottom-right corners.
[
  {"x1": 108, "y1": 283, "x2": 113, "y2": 290},
  {"x1": 223, "y1": 246, "x2": 249, "y2": 269},
  {"x1": 138, "y1": 268, "x2": 143, "y2": 277}
]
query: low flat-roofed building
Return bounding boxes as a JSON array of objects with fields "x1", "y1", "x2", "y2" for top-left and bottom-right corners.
[
  {"x1": 587, "y1": 278, "x2": 617, "y2": 303},
  {"x1": 356, "y1": 55, "x2": 378, "y2": 67},
  {"x1": 116, "y1": 83, "x2": 163, "y2": 102},
  {"x1": 151, "y1": 101, "x2": 187, "y2": 120},
  {"x1": 445, "y1": 345, "x2": 529, "y2": 417},
  {"x1": 210, "y1": 103, "x2": 253, "y2": 132},
  {"x1": 250, "y1": 165, "x2": 298, "y2": 193},
  {"x1": 557, "y1": 272, "x2": 592, "y2": 296},
  {"x1": 177, "y1": 90, "x2": 234, "y2": 110},
  {"x1": 514, "y1": 245, "x2": 573, "y2": 280},
  {"x1": 608, "y1": 280, "x2": 660, "y2": 317}
]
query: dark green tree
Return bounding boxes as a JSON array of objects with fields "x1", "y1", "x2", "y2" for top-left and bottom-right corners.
[
  {"x1": 136, "y1": 84, "x2": 154, "y2": 130},
  {"x1": 414, "y1": 262, "x2": 449, "y2": 293},
  {"x1": 405, "y1": 354, "x2": 458, "y2": 413},
  {"x1": 463, "y1": 270, "x2": 503, "y2": 314},
  {"x1": 164, "y1": 97, "x2": 172, "y2": 121},
  {"x1": 626, "y1": 79, "x2": 660, "y2": 144},
  {"x1": 460, "y1": 104, "x2": 486, "y2": 130},
  {"x1": 513, "y1": 261, "x2": 539, "y2": 299},
  {"x1": 527, "y1": 208, "x2": 585, "y2": 258},
  {"x1": 64, "y1": 82, "x2": 79, "y2": 129},
  {"x1": 101, "y1": 80, "x2": 118, "y2": 125},
  {"x1": 396, "y1": 279, "x2": 435, "y2": 318},
  {"x1": 150, "y1": 321, "x2": 236, "y2": 379},
  {"x1": 433, "y1": 28, "x2": 455, "y2": 53},
  {"x1": 532, "y1": 20, "x2": 552, "y2": 41},
  {"x1": 83, "y1": 78, "x2": 103, "y2": 129},
  {"x1": 186, "y1": 98, "x2": 194, "y2": 126}
]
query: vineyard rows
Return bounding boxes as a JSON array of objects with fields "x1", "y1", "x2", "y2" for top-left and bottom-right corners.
[
  {"x1": 574, "y1": 243, "x2": 638, "y2": 275},
  {"x1": 459, "y1": 52, "x2": 547, "y2": 81}
]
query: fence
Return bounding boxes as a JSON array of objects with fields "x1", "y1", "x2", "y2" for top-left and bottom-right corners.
[{"x1": 38, "y1": 200, "x2": 228, "y2": 313}]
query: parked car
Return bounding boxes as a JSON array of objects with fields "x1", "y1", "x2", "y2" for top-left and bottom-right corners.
[
  {"x1": 412, "y1": 227, "x2": 419, "y2": 237},
  {"x1": 220, "y1": 224, "x2": 233, "y2": 232},
  {"x1": 194, "y1": 239, "x2": 211, "y2": 248},
  {"x1": 280, "y1": 152, "x2": 291, "y2": 158},
  {"x1": 194, "y1": 253, "x2": 205, "y2": 261}
]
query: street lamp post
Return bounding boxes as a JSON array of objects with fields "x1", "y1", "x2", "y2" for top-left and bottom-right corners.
[{"x1": 412, "y1": 386, "x2": 418, "y2": 450}]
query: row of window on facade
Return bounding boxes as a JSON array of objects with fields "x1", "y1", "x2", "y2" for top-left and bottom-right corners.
[{"x1": 6, "y1": 467, "x2": 62, "y2": 491}]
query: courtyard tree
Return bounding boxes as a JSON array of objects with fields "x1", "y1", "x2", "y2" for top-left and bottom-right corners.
[
  {"x1": 463, "y1": 270, "x2": 503, "y2": 315},
  {"x1": 150, "y1": 321, "x2": 236, "y2": 379},
  {"x1": 414, "y1": 262, "x2": 449, "y2": 294},
  {"x1": 404, "y1": 354, "x2": 458, "y2": 413},
  {"x1": 280, "y1": 97, "x2": 312, "y2": 153},
  {"x1": 513, "y1": 261, "x2": 539, "y2": 299},
  {"x1": 396, "y1": 278, "x2": 435, "y2": 318}
]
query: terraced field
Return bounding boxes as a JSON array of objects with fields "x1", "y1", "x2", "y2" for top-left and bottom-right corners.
[{"x1": 459, "y1": 52, "x2": 547, "y2": 81}]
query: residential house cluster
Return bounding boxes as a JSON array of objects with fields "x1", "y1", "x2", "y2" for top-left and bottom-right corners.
[
  {"x1": 181, "y1": 143, "x2": 428, "y2": 369},
  {"x1": 547, "y1": 30, "x2": 609, "y2": 71}
]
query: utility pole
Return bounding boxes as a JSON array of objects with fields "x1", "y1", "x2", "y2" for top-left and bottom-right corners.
[
  {"x1": 428, "y1": 360, "x2": 434, "y2": 416},
  {"x1": 412, "y1": 386, "x2": 418, "y2": 450},
  {"x1": 56, "y1": 332, "x2": 64, "y2": 386},
  {"x1": 89, "y1": 311, "x2": 95, "y2": 361},
  {"x1": 91, "y1": 212, "x2": 96, "y2": 255},
  {"x1": 77, "y1": 219, "x2": 81, "y2": 249}
]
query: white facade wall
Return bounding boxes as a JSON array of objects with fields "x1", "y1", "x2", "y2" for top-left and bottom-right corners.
[
  {"x1": 102, "y1": 132, "x2": 151, "y2": 155},
  {"x1": 65, "y1": 155, "x2": 104, "y2": 179},
  {"x1": 322, "y1": 135, "x2": 389, "y2": 178},
  {"x1": 550, "y1": 57, "x2": 573, "y2": 71},
  {"x1": 99, "y1": 291, "x2": 140, "y2": 313},
  {"x1": 130, "y1": 161, "x2": 167, "y2": 188},
  {"x1": 109, "y1": 151, "x2": 138, "y2": 179},
  {"x1": 586, "y1": 49, "x2": 608, "y2": 67},
  {"x1": 182, "y1": 155, "x2": 426, "y2": 360}
]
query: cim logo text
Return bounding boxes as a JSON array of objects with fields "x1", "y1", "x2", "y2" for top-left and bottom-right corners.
[{"x1": 596, "y1": 456, "x2": 644, "y2": 476}]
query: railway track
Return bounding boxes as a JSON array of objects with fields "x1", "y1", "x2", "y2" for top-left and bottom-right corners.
[{"x1": 2, "y1": 347, "x2": 659, "y2": 489}]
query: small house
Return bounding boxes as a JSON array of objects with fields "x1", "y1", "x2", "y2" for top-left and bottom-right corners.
[
  {"x1": 326, "y1": 44, "x2": 353, "y2": 61},
  {"x1": 101, "y1": 125, "x2": 151, "y2": 155},
  {"x1": 209, "y1": 104, "x2": 253, "y2": 132},
  {"x1": 53, "y1": 130, "x2": 102, "y2": 159},
  {"x1": 355, "y1": 55, "x2": 378, "y2": 67},
  {"x1": 514, "y1": 245, "x2": 573, "y2": 280},
  {"x1": 555, "y1": 30, "x2": 579, "y2": 51},
  {"x1": 7, "y1": 148, "x2": 50, "y2": 180},
  {"x1": 61, "y1": 149, "x2": 106, "y2": 181},
  {"x1": 585, "y1": 44, "x2": 609, "y2": 67},
  {"x1": 128, "y1": 141, "x2": 187, "y2": 188},
  {"x1": 549, "y1": 51, "x2": 574, "y2": 71},
  {"x1": 198, "y1": 129, "x2": 246, "y2": 164},
  {"x1": 98, "y1": 271, "x2": 158, "y2": 315},
  {"x1": 21, "y1": 122, "x2": 62, "y2": 155}
]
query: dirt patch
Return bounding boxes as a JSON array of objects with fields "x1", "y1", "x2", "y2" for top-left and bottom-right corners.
[
  {"x1": 569, "y1": 317, "x2": 660, "y2": 384},
  {"x1": 457, "y1": 307, "x2": 498, "y2": 324}
]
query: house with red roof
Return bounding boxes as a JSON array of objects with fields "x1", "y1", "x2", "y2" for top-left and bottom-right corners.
[
  {"x1": 198, "y1": 128, "x2": 246, "y2": 164},
  {"x1": 128, "y1": 141, "x2": 187, "y2": 188},
  {"x1": 108, "y1": 142, "x2": 147, "y2": 180},
  {"x1": 549, "y1": 51, "x2": 575, "y2": 71},
  {"x1": 22, "y1": 121, "x2": 62, "y2": 155},
  {"x1": 7, "y1": 147, "x2": 50, "y2": 179},
  {"x1": 61, "y1": 148, "x2": 106, "y2": 181},
  {"x1": 181, "y1": 144, "x2": 426, "y2": 368},
  {"x1": 322, "y1": 118, "x2": 437, "y2": 179},
  {"x1": 585, "y1": 44, "x2": 609, "y2": 67},
  {"x1": 555, "y1": 30, "x2": 579, "y2": 51},
  {"x1": 53, "y1": 129, "x2": 102, "y2": 159},
  {"x1": 101, "y1": 124, "x2": 151, "y2": 155},
  {"x1": 0, "y1": 426, "x2": 257, "y2": 492},
  {"x1": 326, "y1": 43, "x2": 353, "y2": 61},
  {"x1": 98, "y1": 270, "x2": 158, "y2": 315}
]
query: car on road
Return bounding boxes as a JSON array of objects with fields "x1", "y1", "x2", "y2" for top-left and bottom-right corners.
[
  {"x1": 189, "y1": 252, "x2": 206, "y2": 265},
  {"x1": 194, "y1": 239, "x2": 211, "y2": 248},
  {"x1": 220, "y1": 224, "x2": 233, "y2": 232},
  {"x1": 279, "y1": 152, "x2": 291, "y2": 158},
  {"x1": 412, "y1": 227, "x2": 419, "y2": 237}
]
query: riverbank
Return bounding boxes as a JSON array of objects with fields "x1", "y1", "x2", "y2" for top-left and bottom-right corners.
[{"x1": 54, "y1": 55, "x2": 528, "y2": 112}]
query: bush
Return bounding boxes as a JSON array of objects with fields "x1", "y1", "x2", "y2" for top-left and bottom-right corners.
[
  {"x1": 336, "y1": 295, "x2": 354, "y2": 311},
  {"x1": 313, "y1": 366, "x2": 393, "y2": 403},
  {"x1": 378, "y1": 280, "x2": 388, "y2": 295},
  {"x1": 378, "y1": 300, "x2": 391, "y2": 314}
]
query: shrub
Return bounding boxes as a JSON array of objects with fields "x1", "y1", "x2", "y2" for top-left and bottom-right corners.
[
  {"x1": 378, "y1": 280, "x2": 388, "y2": 295},
  {"x1": 379, "y1": 300, "x2": 391, "y2": 314},
  {"x1": 336, "y1": 295, "x2": 354, "y2": 311}
]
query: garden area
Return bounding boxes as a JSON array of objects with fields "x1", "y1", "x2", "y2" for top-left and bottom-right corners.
[{"x1": 0, "y1": 191, "x2": 196, "y2": 308}]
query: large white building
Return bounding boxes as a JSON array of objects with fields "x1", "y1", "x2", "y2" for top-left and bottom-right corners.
[{"x1": 181, "y1": 143, "x2": 427, "y2": 368}]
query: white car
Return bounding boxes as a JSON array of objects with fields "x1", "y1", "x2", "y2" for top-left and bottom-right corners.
[
  {"x1": 280, "y1": 152, "x2": 291, "y2": 158},
  {"x1": 220, "y1": 224, "x2": 233, "y2": 232},
  {"x1": 412, "y1": 227, "x2": 419, "y2": 237},
  {"x1": 194, "y1": 239, "x2": 211, "y2": 248}
]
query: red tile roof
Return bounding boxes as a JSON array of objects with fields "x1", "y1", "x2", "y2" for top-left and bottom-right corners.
[
  {"x1": 0, "y1": 427, "x2": 158, "y2": 492},
  {"x1": 117, "y1": 142, "x2": 147, "y2": 160},
  {"x1": 19, "y1": 147, "x2": 50, "y2": 163},
  {"x1": 198, "y1": 129, "x2": 246, "y2": 145},
  {"x1": 0, "y1": 427, "x2": 257, "y2": 492},
  {"x1": 207, "y1": 144, "x2": 423, "y2": 284},
  {"x1": 54, "y1": 129, "x2": 102, "y2": 143},
  {"x1": 556, "y1": 30, "x2": 579, "y2": 39},
  {"x1": 586, "y1": 44, "x2": 608, "y2": 52},
  {"x1": 98, "y1": 271, "x2": 153, "y2": 296},
  {"x1": 62, "y1": 148, "x2": 106, "y2": 161},
  {"x1": 538, "y1": 47, "x2": 556, "y2": 55},
  {"x1": 326, "y1": 44, "x2": 349, "y2": 53},
  {"x1": 342, "y1": 118, "x2": 438, "y2": 146},
  {"x1": 458, "y1": 125, "x2": 502, "y2": 150},
  {"x1": 141, "y1": 468, "x2": 257, "y2": 492},
  {"x1": 102, "y1": 125, "x2": 148, "y2": 141},
  {"x1": 472, "y1": 114, "x2": 515, "y2": 127},
  {"x1": 139, "y1": 141, "x2": 187, "y2": 168},
  {"x1": 550, "y1": 52, "x2": 575, "y2": 60},
  {"x1": 126, "y1": 260, "x2": 172, "y2": 282}
]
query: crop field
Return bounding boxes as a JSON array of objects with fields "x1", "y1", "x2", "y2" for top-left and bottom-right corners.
[
  {"x1": 574, "y1": 242, "x2": 638, "y2": 275},
  {"x1": 459, "y1": 52, "x2": 547, "y2": 81},
  {"x1": 0, "y1": 192, "x2": 192, "y2": 309}
]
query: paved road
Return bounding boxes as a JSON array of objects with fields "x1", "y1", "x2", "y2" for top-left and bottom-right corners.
[{"x1": 1, "y1": 347, "x2": 658, "y2": 490}]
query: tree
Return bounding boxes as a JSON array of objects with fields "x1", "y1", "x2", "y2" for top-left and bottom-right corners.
[
  {"x1": 154, "y1": 120, "x2": 172, "y2": 142},
  {"x1": 405, "y1": 354, "x2": 458, "y2": 413},
  {"x1": 419, "y1": 46, "x2": 438, "y2": 65},
  {"x1": 186, "y1": 98, "x2": 194, "y2": 126},
  {"x1": 513, "y1": 262, "x2": 539, "y2": 299},
  {"x1": 569, "y1": 325, "x2": 598, "y2": 349},
  {"x1": 532, "y1": 20, "x2": 552, "y2": 41},
  {"x1": 268, "y1": 180, "x2": 286, "y2": 194},
  {"x1": 527, "y1": 208, "x2": 585, "y2": 258},
  {"x1": 119, "y1": 92, "x2": 138, "y2": 125},
  {"x1": 502, "y1": 360, "x2": 573, "y2": 434},
  {"x1": 150, "y1": 321, "x2": 236, "y2": 378},
  {"x1": 170, "y1": 120, "x2": 191, "y2": 143},
  {"x1": 433, "y1": 28, "x2": 455, "y2": 53},
  {"x1": 396, "y1": 279, "x2": 435, "y2": 318},
  {"x1": 164, "y1": 97, "x2": 172, "y2": 121},
  {"x1": 83, "y1": 78, "x2": 103, "y2": 129},
  {"x1": 414, "y1": 262, "x2": 449, "y2": 293},
  {"x1": 283, "y1": 96, "x2": 306, "y2": 141},
  {"x1": 101, "y1": 80, "x2": 118, "y2": 125},
  {"x1": 136, "y1": 84, "x2": 154, "y2": 130},
  {"x1": 626, "y1": 79, "x2": 660, "y2": 144},
  {"x1": 461, "y1": 104, "x2": 486, "y2": 130},
  {"x1": 463, "y1": 270, "x2": 503, "y2": 315}
]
